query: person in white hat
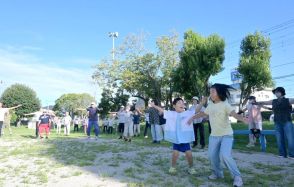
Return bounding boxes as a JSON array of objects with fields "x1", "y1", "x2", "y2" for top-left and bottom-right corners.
[{"x1": 189, "y1": 96, "x2": 206, "y2": 149}]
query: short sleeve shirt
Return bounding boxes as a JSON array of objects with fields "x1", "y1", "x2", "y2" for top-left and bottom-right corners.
[
  {"x1": 163, "y1": 110, "x2": 195, "y2": 144},
  {"x1": 39, "y1": 114, "x2": 51, "y2": 124},
  {"x1": 87, "y1": 107, "x2": 99, "y2": 121},
  {"x1": 204, "y1": 100, "x2": 234, "y2": 136}
]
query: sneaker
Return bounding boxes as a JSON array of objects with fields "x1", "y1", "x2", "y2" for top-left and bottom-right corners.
[
  {"x1": 233, "y1": 176, "x2": 243, "y2": 187},
  {"x1": 288, "y1": 156, "x2": 294, "y2": 160},
  {"x1": 168, "y1": 167, "x2": 177, "y2": 175},
  {"x1": 201, "y1": 145, "x2": 205, "y2": 149},
  {"x1": 46, "y1": 137, "x2": 48, "y2": 139},
  {"x1": 144, "y1": 136, "x2": 148, "y2": 138},
  {"x1": 128, "y1": 139, "x2": 131, "y2": 142},
  {"x1": 208, "y1": 173, "x2": 224, "y2": 180},
  {"x1": 187, "y1": 168, "x2": 196, "y2": 175},
  {"x1": 40, "y1": 136, "x2": 44, "y2": 139},
  {"x1": 278, "y1": 155, "x2": 285, "y2": 158},
  {"x1": 152, "y1": 140, "x2": 157, "y2": 144},
  {"x1": 118, "y1": 136, "x2": 122, "y2": 139},
  {"x1": 87, "y1": 136, "x2": 90, "y2": 139},
  {"x1": 246, "y1": 143, "x2": 255, "y2": 148},
  {"x1": 95, "y1": 136, "x2": 98, "y2": 140},
  {"x1": 192, "y1": 144, "x2": 197, "y2": 148}
]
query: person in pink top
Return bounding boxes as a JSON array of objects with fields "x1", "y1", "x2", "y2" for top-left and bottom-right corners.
[{"x1": 240, "y1": 96, "x2": 270, "y2": 147}]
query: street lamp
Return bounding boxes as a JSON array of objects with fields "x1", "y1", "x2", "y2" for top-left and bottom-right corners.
[{"x1": 108, "y1": 32, "x2": 118, "y2": 61}]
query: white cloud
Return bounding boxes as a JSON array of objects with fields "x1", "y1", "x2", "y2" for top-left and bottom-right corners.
[{"x1": 0, "y1": 47, "x2": 102, "y2": 106}]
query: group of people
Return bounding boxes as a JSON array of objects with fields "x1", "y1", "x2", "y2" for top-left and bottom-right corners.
[
  {"x1": 138, "y1": 84, "x2": 294, "y2": 187},
  {"x1": 1, "y1": 84, "x2": 294, "y2": 187}
]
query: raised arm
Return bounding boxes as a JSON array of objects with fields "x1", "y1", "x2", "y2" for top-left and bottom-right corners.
[
  {"x1": 230, "y1": 110, "x2": 248, "y2": 124},
  {"x1": 187, "y1": 112, "x2": 208, "y2": 125},
  {"x1": 195, "y1": 97, "x2": 207, "y2": 113},
  {"x1": 150, "y1": 103, "x2": 164, "y2": 114},
  {"x1": 9, "y1": 104, "x2": 22, "y2": 110}
]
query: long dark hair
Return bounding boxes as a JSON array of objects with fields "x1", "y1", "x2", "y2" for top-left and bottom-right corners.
[{"x1": 210, "y1": 83, "x2": 235, "y2": 101}]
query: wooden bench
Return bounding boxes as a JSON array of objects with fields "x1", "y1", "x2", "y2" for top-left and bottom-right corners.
[{"x1": 233, "y1": 130, "x2": 275, "y2": 152}]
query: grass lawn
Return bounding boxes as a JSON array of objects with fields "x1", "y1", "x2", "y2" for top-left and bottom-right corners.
[{"x1": 0, "y1": 122, "x2": 293, "y2": 187}]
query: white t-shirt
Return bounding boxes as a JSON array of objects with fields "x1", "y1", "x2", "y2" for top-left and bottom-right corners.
[
  {"x1": 0, "y1": 108, "x2": 9, "y2": 121},
  {"x1": 117, "y1": 111, "x2": 126, "y2": 123},
  {"x1": 63, "y1": 116, "x2": 72, "y2": 125}
]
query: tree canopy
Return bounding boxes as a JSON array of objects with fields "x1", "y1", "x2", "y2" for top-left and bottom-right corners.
[
  {"x1": 238, "y1": 31, "x2": 273, "y2": 107},
  {"x1": 0, "y1": 83, "x2": 41, "y2": 117}
]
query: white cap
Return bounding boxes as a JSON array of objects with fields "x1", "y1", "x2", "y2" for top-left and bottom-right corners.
[{"x1": 192, "y1": 96, "x2": 199, "y2": 100}]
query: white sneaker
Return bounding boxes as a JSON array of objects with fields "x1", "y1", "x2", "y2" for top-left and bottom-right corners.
[
  {"x1": 144, "y1": 136, "x2": 148, "y2": 138},
  {"x1": 246, "y1": 143, "x2": 254, "y2": 148},
  {"x1": 233, "y1": 176, "x2": 243, "y2": 187},
  {"x1": 208, "y1": 173, "x2": 224, "y2": 180}
]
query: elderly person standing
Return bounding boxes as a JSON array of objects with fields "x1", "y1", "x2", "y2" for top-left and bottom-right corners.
[
  {"x1": 86, "y1": 102, "x2": 102, "y2": 140},
  {"x1": 146, "y1": 100, "x2": 162, "y2": 143},
  {"x1": 0, "y1": 102, "x2": 21, "y2": 137}
]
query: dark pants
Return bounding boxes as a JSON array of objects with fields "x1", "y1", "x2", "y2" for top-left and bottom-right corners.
[
  {"x1": 0, "y1": 121, "x2": 3, "y2": 137},
  {"x1": 118, "y1": 123, "x2": 124, "y2": 134},
  {"x1": 35, "y1": 122, "x2": 39, "y2": 137},
  {"x1": 193, "y1": 123, "x2": 205, "y2": 146},
  {"x1": 87, "y1": 120, "x2": 99, "y2": 137},
  {"x1": 74, "y1": 124, "x2": 79, "y2": 132},
  {"x1": 144, "y1": 121, "x2": 150, "y2": 136},
  {"x1": 207, "y1": 120, "x2": 211, "y2": 134},
  {"x1": 108, "y1": 126, "x2": 113, "y2": 134},
  {"x1": 103, "y1": 126, "x2": 108, "y2": 133}
]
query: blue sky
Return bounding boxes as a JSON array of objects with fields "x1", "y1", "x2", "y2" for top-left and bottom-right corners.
[{"x1": 1, "y1": 0, "x2": 294, "y2": 106}]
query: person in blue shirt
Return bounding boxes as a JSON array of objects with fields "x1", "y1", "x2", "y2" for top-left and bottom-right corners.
[
  {"x1": 151, "y1": 98, "x2": 196, "y2": 175},
  {"x1": 38, "y1": 110, "x2": 51, "y2": 139}
]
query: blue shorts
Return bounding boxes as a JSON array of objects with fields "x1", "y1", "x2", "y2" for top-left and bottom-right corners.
[{"x1": 173, "y1": 143, "x2": 191, "y2": 153}]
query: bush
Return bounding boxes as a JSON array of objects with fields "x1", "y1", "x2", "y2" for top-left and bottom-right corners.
[{"x1": 261, "y1": 111, "x2": 273, "y2": 121}]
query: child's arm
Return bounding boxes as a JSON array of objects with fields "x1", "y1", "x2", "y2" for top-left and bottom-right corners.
[
  {"x1": 230, "y1": 111, "x2": 248, "y2": 124},
  {"x1": 187, "y1": 112, "x2": 208, "y2": 125}
]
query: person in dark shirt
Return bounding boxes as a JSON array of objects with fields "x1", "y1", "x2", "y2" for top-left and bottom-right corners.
[
  {"x1": 38, "y1": 110, "x2": 51, "y2": 139},
  {"x1": 257, "y1": 87, "x2": 294, "y2": 159},
  {"x1": 86, "y1": 102, "x2": 103, "y2": 140},
  {"x1": 133, "y1": 109, "x2": 142, "y2": 137}
]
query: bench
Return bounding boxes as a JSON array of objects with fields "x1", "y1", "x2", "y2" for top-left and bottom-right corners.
[{"x1": 233, "y1": 130, "x2": 275, "y2": 152}]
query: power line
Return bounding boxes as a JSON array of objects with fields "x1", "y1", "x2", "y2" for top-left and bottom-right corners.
[
  {"x1": 271, "y1": 61, "x2": 294, "y2": 68},
  {"x1": 273, "y1": 73, "x2": 294, "y2": 80}
]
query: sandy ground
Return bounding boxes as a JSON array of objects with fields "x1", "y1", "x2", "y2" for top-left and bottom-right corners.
[{"x1": 1, "y1": 137, "x2": 294, "y2": 187}]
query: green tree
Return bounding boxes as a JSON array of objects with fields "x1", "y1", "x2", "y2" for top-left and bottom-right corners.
[
  {"x1": 238, "y1": 31, "x2": 273, "y2": 108},
  {"x1": 53, "y1": 93, "x2": 95, "y2": 116},
  {"x1": 0, "y1": 83, "x2": 41, "y2": 117},
  {"x1": 98, "y1": 88, "x2": 129, "y2": 117},
  {"x1": 92, "y1": 32, "x2": 180, "y2": 107},
  {"x1": 173, "y1": 30, "x2": 225, "y2": 99}
]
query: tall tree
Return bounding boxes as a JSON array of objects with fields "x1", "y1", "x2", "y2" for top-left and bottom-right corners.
[
  {"x1": 53, "y1": 93, "x2": 95, "y2": 116},
  {"x1": 173, "y1": 30, "x2": 225, "y2": 99},
  {"x1": 238, "y1": 31, "x2": 273, "y2": 108},
  {"x1": 92, "y1": 31, "x2": 180, "y2": 106},
  {"x1": 0, "y1": 83, "x2": 41, "y2": 117}
]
